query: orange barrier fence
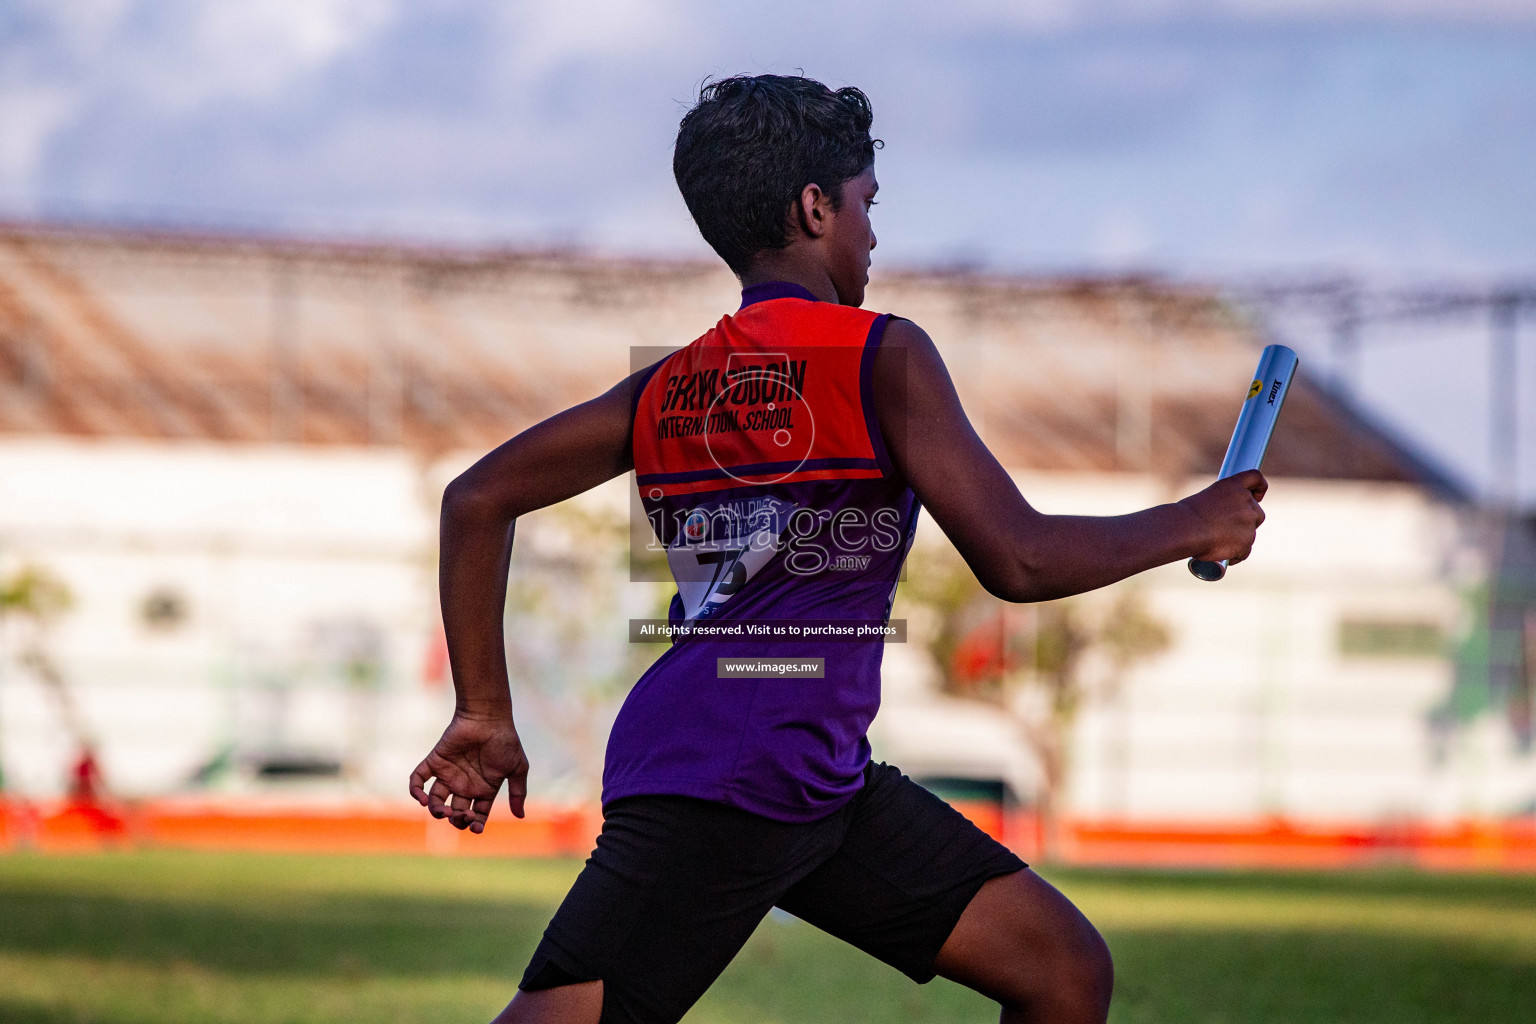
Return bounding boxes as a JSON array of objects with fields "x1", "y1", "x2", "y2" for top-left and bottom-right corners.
[
  {"x1": 3, "y1": 797, "x2": 1534, "y2": 871},
  {"x1": 0, "y1": 798, "x2": 604, "y2": 859},
  {"x1": 946, "y1": 802, "x2": 1536, "y2": 872},
  {"x1": 1053, "y1": 814, "x2": 1536, "y2": 872}
]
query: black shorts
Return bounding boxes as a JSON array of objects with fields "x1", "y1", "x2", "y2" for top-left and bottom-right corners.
[{"x1": 520, "y1": 761, "x2": 1026, "y2": 1024}]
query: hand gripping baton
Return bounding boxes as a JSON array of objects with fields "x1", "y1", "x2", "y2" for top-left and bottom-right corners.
[{"x1": 1188, "y1": 344, "x2": 1299, "y2": 582}]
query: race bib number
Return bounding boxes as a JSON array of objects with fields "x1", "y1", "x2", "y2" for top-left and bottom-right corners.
[{"x1": 667, "y1": 496, "x2": 796, "y2": 622}]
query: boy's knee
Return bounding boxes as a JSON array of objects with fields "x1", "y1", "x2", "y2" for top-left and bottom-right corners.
[
  {"x1": 1062, "y1": 923, "x2": 1114, "y2": 1014},
  {"x1": 938, "y1": 870, "x2": 1113, "y2": 1021},
  {"x1": 1000, "y1": 913, "x2": 1113, "y2": 1020}
]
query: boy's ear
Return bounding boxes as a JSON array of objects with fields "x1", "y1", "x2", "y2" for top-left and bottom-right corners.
[{"x1": 795, "y1": 183, "x2": 831, "y2": 240}]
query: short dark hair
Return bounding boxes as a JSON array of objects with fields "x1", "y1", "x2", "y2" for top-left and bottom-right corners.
[{"x1": 674, "y1": 74, "x2": 880, "y2": 274}]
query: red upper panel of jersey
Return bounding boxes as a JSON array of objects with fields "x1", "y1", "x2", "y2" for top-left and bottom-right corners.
[{"x1": 633, "y1": 294, "x2": 891, "y2": 499}]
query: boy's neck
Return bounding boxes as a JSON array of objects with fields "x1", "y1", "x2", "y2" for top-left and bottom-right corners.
[{"x1": 738, "y1": 251, "x2": 841, "y2": 305}]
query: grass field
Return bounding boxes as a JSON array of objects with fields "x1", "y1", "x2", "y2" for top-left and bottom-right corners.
[{"x1": 1, "y1": 852, "x2": 1533, "y2": 1023}]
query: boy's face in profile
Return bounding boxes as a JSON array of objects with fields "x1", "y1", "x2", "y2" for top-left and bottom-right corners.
[{"x1": 824, "y1": 166, "x2": 879, "y2": 307}]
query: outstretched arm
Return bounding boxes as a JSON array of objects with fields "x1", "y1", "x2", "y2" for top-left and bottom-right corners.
[
  {"x1": 410, "y1": 368, "x2": 645, "y2": 833},
  {"x1": 873, "y1": 319, "x2": 1266, "y2": 603}
]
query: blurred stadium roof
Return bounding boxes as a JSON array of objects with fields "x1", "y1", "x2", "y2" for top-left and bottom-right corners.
[{"x1": 0, "y1": 222, "x2": 1459, "y2": 493}]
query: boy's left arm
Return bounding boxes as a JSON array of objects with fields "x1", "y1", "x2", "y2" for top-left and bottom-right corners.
[{"x1": 873, "y1": 318, "x2": 1266, "y2": 602}]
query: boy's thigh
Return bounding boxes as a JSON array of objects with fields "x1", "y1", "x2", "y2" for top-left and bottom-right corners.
[
  {"x1": 521, "y1": 795, "x2": 843, "y2": 1024},
  {"x1": 775, "y1": 762, "x2": 1026, "y2": 983}
]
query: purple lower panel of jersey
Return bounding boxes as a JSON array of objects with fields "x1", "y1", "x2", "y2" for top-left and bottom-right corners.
[
  {"x1": 602, "y1": 638, "x2": 884, "y2": 822},
  {"x1": 606, "y1": 478, "x2": 919, "y2": 822}
]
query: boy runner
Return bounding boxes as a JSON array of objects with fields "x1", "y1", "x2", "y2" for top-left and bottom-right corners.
[{"x1": 411, "y1": 75, "x2": 1267, "y2": 1024}]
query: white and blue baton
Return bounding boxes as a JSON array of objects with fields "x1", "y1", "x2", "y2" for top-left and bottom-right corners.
[{"x1": 1188, "y1": 344, "x2": 1300, "y2": 582}]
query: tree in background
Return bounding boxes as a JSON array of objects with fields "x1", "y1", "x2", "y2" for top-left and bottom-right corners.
[
  {"x1": 0, "y1": 564, "x2": 91, "y2": 795},
  {"x1": 501, "y1": 496, "x2": 671, "y2": 802},
  {"x1": 898, "y1": 542, "x2": 1170, "y2": 859}
]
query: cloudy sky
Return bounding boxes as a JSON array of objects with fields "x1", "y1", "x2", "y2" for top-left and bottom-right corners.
[
  {"x1": 2, "y1": 0, "x2": 1534, "y2": 278},
  {"x1": 2, "y1": 1, "x2": 1534, "y2": 501}
]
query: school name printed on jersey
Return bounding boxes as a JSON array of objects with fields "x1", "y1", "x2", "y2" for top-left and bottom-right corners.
[
  {"x1": 656, "y1": 406, "x2": 795, "y2": 440},
  {"x1": 655, "y1": 359, "x2": 808, "y2": 441}
]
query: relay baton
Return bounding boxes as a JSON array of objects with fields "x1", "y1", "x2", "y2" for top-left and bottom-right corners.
[{"x1": 1188, "y1": 344, "x2": 1299, "y2": 582}]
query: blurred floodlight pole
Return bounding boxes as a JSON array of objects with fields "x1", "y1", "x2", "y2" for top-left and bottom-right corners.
[
  {"x1": 1330, "y1": 283, "x2": 1360, "y2": 395},
  {"x1": 1330, "y1": 284, "x2": 1361, "y2": 478},
  {"x1": 1490, "y1": 293, "x2": 1520, "y2": 508}
]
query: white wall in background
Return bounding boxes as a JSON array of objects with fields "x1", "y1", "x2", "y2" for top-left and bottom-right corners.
[
  {"x1": 4, "y1": 441, "x2": 1531, "y2": 822},
  {"x1": 875, "y1": 472, "x2": 1536, "y2": 823}
]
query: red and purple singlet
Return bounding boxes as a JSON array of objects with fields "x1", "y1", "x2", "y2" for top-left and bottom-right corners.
[{"x1": 603, "y1": 282, "x2": 920, "y2": 821}]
